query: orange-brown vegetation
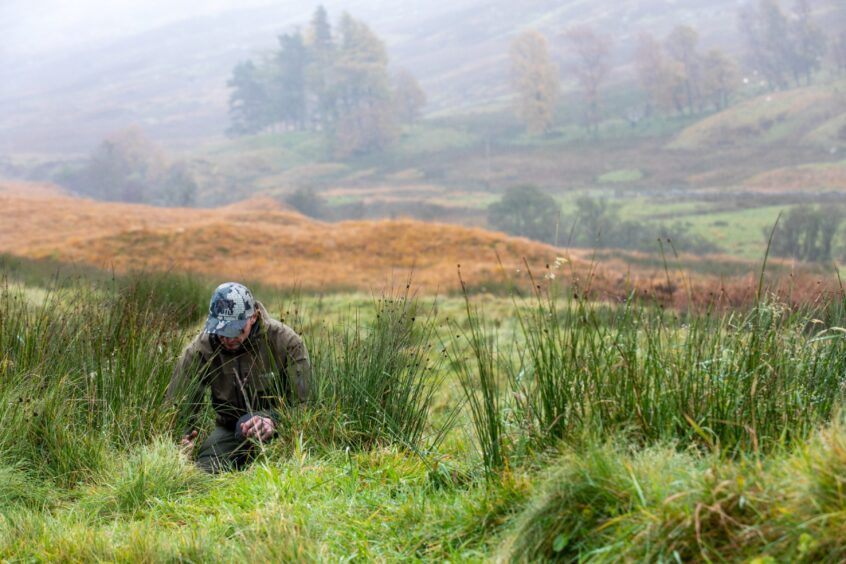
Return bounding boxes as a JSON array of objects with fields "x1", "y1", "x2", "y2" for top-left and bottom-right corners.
[
  {"x1": 743, "y1": 162, "x2": 846, "y2": 192},
  {"x1": 2, "y1": 180, "x2": 839, "y2": 307},
  {"x1": 0, "y1": 180, "x2": 599, "y2": 293}
]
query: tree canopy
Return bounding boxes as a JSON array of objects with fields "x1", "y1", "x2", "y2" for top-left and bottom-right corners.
[{"x1": 225, "y1": 6, "x2": 424, "y2": 158}]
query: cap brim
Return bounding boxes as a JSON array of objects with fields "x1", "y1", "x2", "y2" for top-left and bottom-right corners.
[{"x1": 204, "y1": 316, "x2": 248, "y2": 338}]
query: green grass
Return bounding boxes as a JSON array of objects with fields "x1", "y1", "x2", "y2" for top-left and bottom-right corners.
[
  {"x1": 684, "y1": 205, "x2": 787, "y2": 259},
  {"x1": 597, "y1": 168, "x2": 643, "y2": 184},
  {"x1": 391, "y1": 125, "x2": 479, "y2": 158},
  {"x1": 204, "y1": 131, "x2": 328, "y2": 163},
  {"x1": 4, "y1": 258, "x2": 846, "y2": 560}
]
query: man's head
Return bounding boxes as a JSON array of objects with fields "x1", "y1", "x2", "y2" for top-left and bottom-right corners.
[{"x1": 204, "y1": 283, "x2": 258, "y2": 349}]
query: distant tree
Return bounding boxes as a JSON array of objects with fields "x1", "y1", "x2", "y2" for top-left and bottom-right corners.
[
  {"x1": 87, "y1": 127, "x2": 167, "y2": 202},
  {"x1": 285, "y1": 186, "x2": 327, "y2": 218},
  {"x1": 63, "y1": 127, "x2": 197, "y2": 206},
  {"x1": 701, "y1": 49, "x2": 741, "y2": 110},
  {"x1": 392, "y1": 68, "x2": 427, "y2": 125},
  {"x1": 633, "y1": 32, "x2": 665, "y2": 115},
  {"x1": 740, "y1": 0, "x2": 803, "y2": 89},
  {"x1": 658, "y1": 60, "x2": 690, "y2": 115},
  {"x1": 224, "y1": 7, "x2": 417, "y2": 157},
  {"x1": 788, "y1": 0, "x2": 827, "y2": 85},
  {"x1": 770, "y1": 204, "x2": 843, "y2": 262},
  {"x1": 161, "y1": 162, "x2": 198, "y2": 207},
  {"x1": 562, "y1": 196, "x2": 719, "y2": 254},
  {"x1": 332, "y1": 13, "x2": 397, "y2": 156},
  {"x1": 569, "y1": 196, "x2": 618, "y2": 246},
  {"x1": 487, "y1": 185, "x2": 560, "y2": 243},
  {"x1": 270, "y1": 31, "x2": 309, "y2": 130},
  {"x1": 509, "y1": 31, "x2": 560, "y2": 135},
  {"x1": 226, "y1": 60, "x2": 272, "y2": 136},
  {"x1": 664, "y1": 25, "x2": 703, "y2": 114},
  {"x1": 305, "y1": 5, "x2": 337, "y2": 130},
  {"x1": 633, "y1": 32, "x2": 691, "y2": 116},
  {"x1": 564, "y1": 26, "x2": 612, "y2": 135}
]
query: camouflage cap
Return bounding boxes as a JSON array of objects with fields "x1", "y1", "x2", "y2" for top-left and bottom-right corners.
[{"x1": 204, "y1": 282, "x2": 257, "y2": 338}]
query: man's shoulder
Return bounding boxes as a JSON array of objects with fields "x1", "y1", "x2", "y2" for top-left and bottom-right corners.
[
  {"x1": 256, "y1": 302, "x2": 302, "y2": 345},
  {"x1": 182, "y1": 331, "x2": 215, "y2": 357}
]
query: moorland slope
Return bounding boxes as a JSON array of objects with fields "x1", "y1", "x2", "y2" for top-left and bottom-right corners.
[
  {"x1": 0, "y1": 180, "x2": 603, "y2": 293},
  {"x1": 5, "y1": 180, "x2": 839, "y2": 305}
]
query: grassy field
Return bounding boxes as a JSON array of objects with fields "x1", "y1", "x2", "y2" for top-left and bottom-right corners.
[{"x1": 4, "y1": 258, "x2": 846, "y2": 560}]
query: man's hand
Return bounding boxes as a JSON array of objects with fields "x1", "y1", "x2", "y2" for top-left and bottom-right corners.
[
  {"x1": 179, "y1": 430, "x2": 198, "y2": 454},
  {"x1": 240, "y1": 415, "x2": 276, "y2": 441}
]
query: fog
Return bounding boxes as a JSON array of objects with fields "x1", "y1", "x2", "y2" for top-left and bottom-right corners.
[{"x1": 1, "y1": 0, "x2": 274, "y2": 57}]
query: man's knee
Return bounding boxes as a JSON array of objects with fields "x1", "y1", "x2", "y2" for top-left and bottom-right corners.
[{"x1": 195, "y1": 426, "x2": 252, "y2": 473}]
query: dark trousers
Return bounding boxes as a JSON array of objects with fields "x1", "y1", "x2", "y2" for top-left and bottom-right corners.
[{"x1": 196, "y1": 426, "x2": 257, "y2": 473}]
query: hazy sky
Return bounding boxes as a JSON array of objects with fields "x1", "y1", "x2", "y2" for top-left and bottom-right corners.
[{"x1": 2, "y1": 0, "x2": 275, "y2": 56}]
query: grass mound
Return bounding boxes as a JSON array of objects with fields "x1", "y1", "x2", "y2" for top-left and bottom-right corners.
[
  {"x1": 498, "y1": 417, "x2": 846, "y2": 562},
  {"x1": 84, "y1": 439, "x2": 210, "y2": 520},
  {"x1": 0, "y1": 462, "x2": 50, "y2": 511}
]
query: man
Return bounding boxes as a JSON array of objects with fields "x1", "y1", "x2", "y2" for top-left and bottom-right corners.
[{"x1": 167, "y1": 282, "x2": 311, "y2": 472}]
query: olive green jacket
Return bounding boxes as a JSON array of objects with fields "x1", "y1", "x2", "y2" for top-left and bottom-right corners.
[{"x1": 167, "y1": 302, "x2": 311, "y2": 432}]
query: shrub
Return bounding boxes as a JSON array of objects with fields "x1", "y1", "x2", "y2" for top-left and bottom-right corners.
[
  {"x1": 285, "y1": 187, "x2": 328, "y2": 219},
  {"x1": 487, "y1": 185, "x2": 561, "y2": 244}
]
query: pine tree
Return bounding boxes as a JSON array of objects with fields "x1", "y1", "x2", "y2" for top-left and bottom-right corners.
[
  {"x1": 226, "y1": 60, "x2": 272, "y2": 135},
  {"x1": 306, "y1": 5, "x2": 337, "y2": 130},
  {"x1": 271, "y1": 32, "x2": 308, "y2": 130},
  {"x1": 509, "y1": 31, "x2": 560, "y2": 135}
]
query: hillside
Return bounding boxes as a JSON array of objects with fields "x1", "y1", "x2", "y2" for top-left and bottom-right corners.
[
  {"x1": 0, "y1": 180, "x2": 601, "y2": 293},
  {"x1": 669, "y1": 82, "x2": 846, "y2": 151},
  {"x1": 6, "y1": 0, "x2": 841, "y2": 154},
  {"x1": 3, "y1": 180, "x2": 841, "y2": 308}
]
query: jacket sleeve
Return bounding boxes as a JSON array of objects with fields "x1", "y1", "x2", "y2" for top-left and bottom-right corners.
[
  {"x1": 166, "y1": 340, "x2": 209, "y2": 435},
  {"x1": 273, "y1": 325, "x2": 312, "y2": 406}
]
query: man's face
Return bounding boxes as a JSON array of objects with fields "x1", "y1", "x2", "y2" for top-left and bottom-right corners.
[{"x1": 219, "y1": 313, "x2": 258, "y2": 351}]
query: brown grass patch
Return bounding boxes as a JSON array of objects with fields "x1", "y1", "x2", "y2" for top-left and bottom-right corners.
[
  {"x1": 743, "y1": 161, "x2": 846, "y2": 192},
  {"x1": 2, "y1": 181, "x2": 838, "y2": 306},
  {"x1": 0, "y1": 182, "x2": 603, "y2": 293}
]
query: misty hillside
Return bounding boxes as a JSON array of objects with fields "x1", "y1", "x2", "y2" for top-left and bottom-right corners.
[{"x1": 4, "y1": 0, "x2": 831, "y2": 155}]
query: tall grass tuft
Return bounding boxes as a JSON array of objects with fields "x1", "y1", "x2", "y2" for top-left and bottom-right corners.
[
  {"x1": 311, "y1": 288, "x2": 444, "y2": 451},
  {"x1": 499, "y1": 285, "x2": 846, "y2": 453},
  {"x1": 118, "y1": 270, "x2": 209, "y2": 327},
  {"x1": 0, "y1": 274, "x2": 190, "y2": 484},
  {"x1": 449, "y1": 290, "x2": 507, "y2": 479}
]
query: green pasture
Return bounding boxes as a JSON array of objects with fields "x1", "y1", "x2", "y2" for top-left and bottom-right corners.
[
  {"x1": 683, "y1": 204, "x2": 786, "y2": 258},
  {"x1": 391, "y1": 125, "x2": 479, "y2": 158}
]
